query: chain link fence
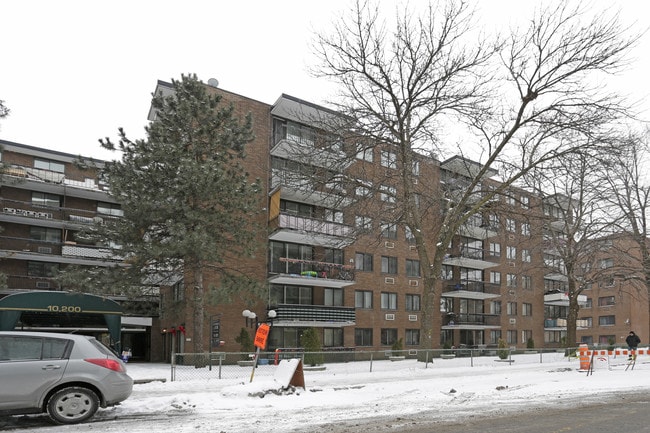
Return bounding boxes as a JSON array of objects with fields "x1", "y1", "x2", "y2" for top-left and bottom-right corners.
[{"x1": 170, "y1": 347, "x2": 573, "y2": 382}]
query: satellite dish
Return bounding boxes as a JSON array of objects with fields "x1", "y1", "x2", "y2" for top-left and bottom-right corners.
[{"x1": 207, "y1": 78, "x2": 219, "y2": 88}]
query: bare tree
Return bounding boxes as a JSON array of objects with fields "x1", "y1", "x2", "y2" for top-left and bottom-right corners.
[{"x1": 312, "y1": 0, "x2": 638, "y2": 350}]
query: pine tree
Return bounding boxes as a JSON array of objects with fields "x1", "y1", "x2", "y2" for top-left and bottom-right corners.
[{"x1": 65, "y1": 74, "x2": 264, "y2": 354}]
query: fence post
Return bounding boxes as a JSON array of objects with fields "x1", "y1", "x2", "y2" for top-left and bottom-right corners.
[
  {"x1": 369, "y1": 352, "x2": 373, "y2": 372},
  {"x1": 171, "y1": 352, "x2": 176, "y2": 382}
]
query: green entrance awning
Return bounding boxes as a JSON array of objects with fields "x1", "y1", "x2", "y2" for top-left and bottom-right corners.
[{"x1": 0, "y1": 291, "x2": 123, "y2": 348}]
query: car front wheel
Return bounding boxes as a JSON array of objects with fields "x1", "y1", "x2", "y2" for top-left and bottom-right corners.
[{"x1": 47, "y1": 386, "x2": 99, "y2": 424}]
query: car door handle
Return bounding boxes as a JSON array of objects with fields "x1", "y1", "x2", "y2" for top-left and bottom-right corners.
[{"x1": 42, "y1": 365, "x2": 62, "y2": 370}]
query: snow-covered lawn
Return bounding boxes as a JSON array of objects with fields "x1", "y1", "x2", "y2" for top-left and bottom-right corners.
[{"x1": 3, "y1": 351, "x2": 648, "y2": 433}]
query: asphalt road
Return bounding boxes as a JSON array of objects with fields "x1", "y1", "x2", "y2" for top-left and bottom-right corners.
[{"x1": 322, "y1": 391, "x2": 650, "y2": 433}]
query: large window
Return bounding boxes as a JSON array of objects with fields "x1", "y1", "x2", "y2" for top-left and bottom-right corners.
[
  {"x1": 281, "y1": 200, "x2": 313, "y2": 217},
  {"x1": 405, "y1": 329, "x2": 420, "y2": 346},
  {"x1": 355, "y1": 328, "x2": 373, "y2": 346},
  {"x1": 270, "y1": 285, "x2": 313, "y2": 305},
  {"x1": 406, "y1": 259, "x2": 420, "y2": 277},
  {"x1": 324, "y1": 288, "x2": 343, "y2": 306},
  {"x1": 269, "y1": 241, "x2": 313, "y2": 274},
  {"x1": 381, "y1": 256, "x2": 398, "y2": 274},
  {"x1": 598, "y1": 316, "x2": 616, "y2": 326},
  {"x1": 27, "y1": 261, "x2": 58, "y2": 277},
  {"x1": 323, "y1": 328, "x2": 343, "y2": 347},
  {"x1": 381, "y1": 150, "x2": 397, "y2": 169},
  {"x1": 29, "y1": 226, "x2": 61, "y2": 243},
  {"x1": 355, "y1": 290, "x2": 373, "y2": 309},
  {"x1": 34, "y1": 158, "x2": 64, "y2": 173},
  {"x1": 380, "y1": 222, "x2": 397, "y2": 239},
  {"x1": 381, "y1": 292, "x2": 397, "y2": 310},
  {"x1": 31, "y1": 192, "x2": 61, "y2": 208},
  {"x1": 405, "y1": 294, "x2": 420, "y2": 311},
  {"x1": 355, "y1": 252, "x2": 373, "y2": 271},
  {"x1": 97, "y1": 202, "x2": 123, "y2": 217},
  {"x1": 381, "y1": 328, "x2": 398, "y2": 346},
  {"x1": 598, "y1": 296, "x2": 616, "y2": 307}
]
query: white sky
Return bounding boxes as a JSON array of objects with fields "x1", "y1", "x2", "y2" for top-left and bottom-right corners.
[
  {"x1": 1, "y1": 0, "x2": 648, "y2": 162},
  {"x1": 3, "y1": 352, "x2": 648, "y2": 432}
]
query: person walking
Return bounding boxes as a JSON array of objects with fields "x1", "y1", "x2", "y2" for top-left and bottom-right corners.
[{"x1": 625, "y1": 331, "x2": 641, "y2": 360}]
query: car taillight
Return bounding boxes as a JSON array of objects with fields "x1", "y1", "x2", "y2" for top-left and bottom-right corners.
[{"x1": 85, "y1": 358, "x2": 126, "y2": 372}]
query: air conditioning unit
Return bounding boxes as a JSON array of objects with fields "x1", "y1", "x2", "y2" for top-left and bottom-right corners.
[
  {"x1": 508, "y1": 290, "x2": 516, "y2": 295},
  {"x1": 408, "y1": 280, "x2": 419, "y2": 287},
  {"x1": 36, "y1": 281, "x2": 50, "y2": 289},
  {"x1": 408, "y1": 314, "x2": 418, "y2": 321},
  {"x1": 409, "y1": 245, "x2": 417, "y2": 251},
  {"x1": 508, "y1": 261, "x2": 516, "y2": 267},
  {"x1": 384, "y1": 277, "x2": 395, "y2": 284},
  {"x1": 509, "y1": 318, "x2": 516, "y2": 325},
  {"x1": 508, "y1": 234, "x2": 515, "y2": 241},
  {"x1": 384, "y1": 241, "x2": 395, "y2": 249},
  {"x1": 413, "y1": 178, "x2": 418, "y2": 185},
  {"x1": 385, "y1": 313, "x2": 395, "y2": 321},
  {"x1": 37, "y1": 246, "x2": 52, "y2": 254}
]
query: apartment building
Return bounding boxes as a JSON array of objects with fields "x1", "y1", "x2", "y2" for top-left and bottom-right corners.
[{"x1": 0, "y1": 140, "x2": 158, "y2": 360}]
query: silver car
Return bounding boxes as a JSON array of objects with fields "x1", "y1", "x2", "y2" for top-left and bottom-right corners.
[{"x1": 0, "y1": 331, "x2": 133, "y2": 424}]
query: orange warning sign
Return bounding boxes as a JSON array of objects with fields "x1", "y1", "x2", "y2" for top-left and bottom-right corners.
[{"x1": 253, "y1": 323, "x2": 271, "y2": 349}]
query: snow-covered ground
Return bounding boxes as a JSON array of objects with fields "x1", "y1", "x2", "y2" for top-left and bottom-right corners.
[{"x1": 2, "y1": 350, "x2": 648, "y2": 433}]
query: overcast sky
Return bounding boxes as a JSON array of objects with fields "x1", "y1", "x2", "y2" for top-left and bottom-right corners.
[{"x1": 1, "y1": 0, "x2": 648, "y2": 161}]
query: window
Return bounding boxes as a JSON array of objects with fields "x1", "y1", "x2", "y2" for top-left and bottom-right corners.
[
  {"x1": 506, "y1": 218, "x2": 516, "y2": 232},
  {"x1": 506, "y1": 195, "x2": 516, "y2": 206},
  {"x1": 29, "y1": 226, "x2": 61, "y2": 243},
  {"x1": 489, "y1": 214, "x2": 500, "y2": 228},
  {"x1": 380, "y1": 222, "x2": 397, "y2": 239},
  {"x1": 323, "y1": 328, "x2": 343, "y2": 347},
  {"x1": 355, "y1": 252, "x2": 373, "y2": 271},
  {"x1": 490, "y1": 271, "x2": 501, "y2": 285},
  {"x1": 489, "y1": 330, "x2": 502, "y2": 345},
  {"x1": 356, "y1": 144, "x2": 373, "y2": 162},
  {"x1": 490, "y1": 300, "x2": 502, "y2": 315},
  {"x1": 381, "y1": 328, "x2": 398, "y2": 346},
  {"x1": 172, "y1": 280, "x2": 184, "y2": 301},
  {"x1": 325, "y1": 209, "x2": 343, "y2": 223},
  {"x1": 598, "y1": 278, "x2": 614, "y2": 288},
  {"x1": 584, "y1": 298, "x2": 593, "y2": 308},
  {"x1": 521, "y1": 196, "x2": 529, "y2": 209},
  {"x1": 506, "y1": 273, "x2": 517, "y2": 288},
  {"x1": 270, "y1": 285, "x2": 313, "y2": 305},
  {"x1": 381, "y1": 150, "x2": 397, "y2": 169},
  {"x1": 598, "y1": 296, "x2": 616, "y2": 307},
  {"x1": 507, "y1": 330, "x2": 517, "y2": 345},
  {"x1": 521, "y1": 223, "x2": 531, "y2": 236},
  {"x1": 0, "y1": 336, "x2": 68, "y2": 361},
  {"x1": 355, "y1": 215, "x2": 372, "y2": 231},
  {"x1": 97, "y1": 202, "x2": 123, "y2": 217},
  {"x1": 600, "y1": 258, "x2": 614, "y2": 269},
  {"x1": 406, "y1": 259, "x2": 420, "y2": 277},
  {"x1": 405, "y1": 329, "x2": 420, "y2": 346},
  {"x1": 405, "y1": 226, "x2": 416, "y2": 243},
  {"x1": 281, "y1": 200, "x2": 313, "y2": 217},
  {"x1": 521, "y1": 275, "x2": 532, "y2": 290},
  {"x1": 522, "y1": 249, "x2": 531, "y2": 263},
  {"x1": 411, "y1": 160, "x2": 420, "y2": 176},
  {"x1": 506, "y1": 246, "x2": 517, "y2": 260},
  {"x1": 441, "y1": 265, "x2": 453, "y2": 280},
  {"x1": 380, "y1": 292, "x2": 397, "y2": 310},
  {"x1": 581, "y1": 317, "x2": 593, "y2": 328},
  {"x1": 355, "y1": 179, "x2": 372, "y2": 197},
  {"x1": 489, "y1": 242, "x2": 501, "y2": 258},
  {"x1": 380, "y1": 185, "x2": 396, "y2": 203},
  {"x1": 598, "y1": 315, "x2": 616, "y2": 326},
  {"x1": 405, "y1": 294, "x2": 421, "y2": 311},
  {"x1": 522, "y1": 303, "x2": 532, "y2": 316},
  {"x1": 598, "y1": 335, "x2": 615, "y2": 345},
  {"x1": 507, "y1": 302, "x2": 517, "y2": 315},
  {"x1": 355, "y1": 328, "x2": 373, "y2": 346},
  {"x1": 34, "y1": 158, "x2": 64, "y2": 173},
  {"x1": 27, "y1": 261, "x2": 58, "y2": 277},
  {"x1": 324, "y1": 288, "x2": 343, "y2": 306},
  {"x1": 355, "y1": 290, "x2": 373, "y2": 309},
  {"x1": 31, "y1": 192, "x2": 61, "y2": 208}
]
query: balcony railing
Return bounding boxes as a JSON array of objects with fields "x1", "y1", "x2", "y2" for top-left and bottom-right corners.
[
  {"x1": 443, "y1": 313, "x2": 501, "y2": 327},
  {"x1": 2, "y1": 164, "x2": 105, "y2": 192},
  {"x1": 4, "y1": 275, "x2": 61, "y2": 291},
  {"x1": 1, "y1": 198, "x2": 107, "y2": 227},
  {"x1": 275, "y1": 258, "x2": 354, "y2": 281},
  {"x1": 443, "y1": 279, "x2": 501, "y2": 296},
  {"x1": 0, "y1": 236, "x2": 123, "y2": 263},
  {"x1": 271, "y1": 212, "x2": 353, "y2": 238},
  {"x1": 270, "y1": 303, "x2": 356, "y2": 325}
]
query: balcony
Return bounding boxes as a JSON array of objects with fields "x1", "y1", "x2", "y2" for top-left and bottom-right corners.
[
  {"x1": 544, "y1": 318, "x2": 590, "y2": 330},
  {"x1": 271, "y1": 125, "x2": 351, "y2": 172},
  {"x1": 269, "y1": 258, "x2": 355, "y2": 288},
  {"x1": 1, "y1": 198, "x2": 107, "y2": 230},
  {"x1": 442, "y1": 249, "x2": 499, "y2": 270},
  {"x1": 442, "y1": 279, "x2": 501, "y2": 300},
  {"x1": 544, "y1": 291, "x2": 588, "y2": 306},
  {"x1": 269, "y1": 304, "x2": 356, "y2": 327},
  {"x1": 441, "y1": 313, "x2": 501, "y2": 330},
  {"x1": 0, "y1": 236, "x2": 124, "y2": 266},
  {"x1": 270, "y1": 172, "x2": 350, "y2": 210},
  {"x1": 2, "y1": 275, "x2": 60, "y2": 292},
  {"x1": 269, "y1": 212, "x2": 354, "y2": 249}
]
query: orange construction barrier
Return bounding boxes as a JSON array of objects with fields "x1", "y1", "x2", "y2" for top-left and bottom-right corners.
[{"x1": 578, "y1": 344, "x2": 590, "y2": 371}]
